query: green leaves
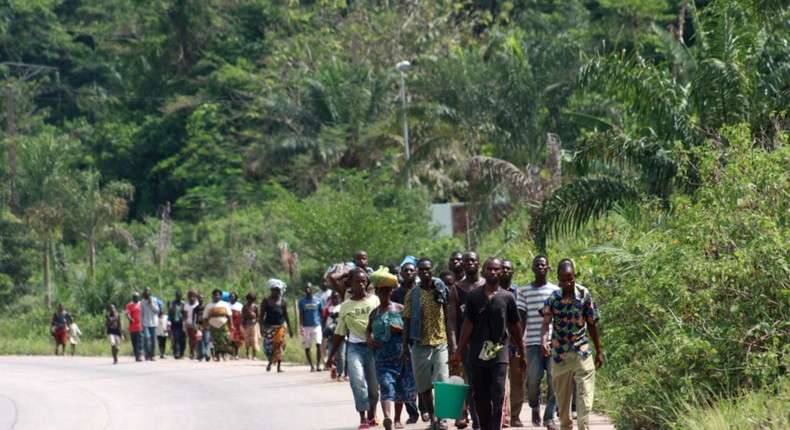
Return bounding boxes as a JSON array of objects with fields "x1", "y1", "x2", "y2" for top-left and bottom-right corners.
[
  {"x1": 534, "y1": 177, "x2": 641, "y2": 251},
  {"x1": 270, "y1": 172, "x2": 434, "y2": 268},
  {"x1": 597, "y1": 127, "x2": 790, "y2": 428}
]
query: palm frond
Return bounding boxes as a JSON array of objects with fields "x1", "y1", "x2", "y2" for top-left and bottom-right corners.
[
  {"x1": 692, "y1": 6, "x2": 756, "y2": 129},
  {"x1": 533, "y1": 177, "x2": 641, "y2": 251},
  {"x1": 561, "y1": 111, "x2": 616, "y2": 132},
  {"x1": 652, "y1": 22, "x2": 697, "y2": 79},
  {"x1": 467, "y1": 156, "x2": 540, "y2": 204},
  {"x1": 578, "y1": 54, "x2": 702, "y2": 148},
  {"x1": 574, "y1": 131, "x2": 679, "y2": 196}
]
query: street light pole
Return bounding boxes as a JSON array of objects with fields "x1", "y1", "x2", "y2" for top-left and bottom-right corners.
[{"x1": 396, "y1": 60, "x2": 411, "y2": 189}]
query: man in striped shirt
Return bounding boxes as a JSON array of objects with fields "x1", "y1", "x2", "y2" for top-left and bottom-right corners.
[{"x1": 516, "y1": 255, "x2": 559, "y2": 429}]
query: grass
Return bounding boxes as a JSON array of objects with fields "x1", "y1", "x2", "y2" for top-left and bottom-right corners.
[
  {"x1": 0, "y1": 316, "x2": 310, "y2": 364},
  {"x1": 669, "y1": 382, "x2": 790, "y2": 430},
  {"x1": 0, "y1": 336, "x2": 310, "y2": 362}
]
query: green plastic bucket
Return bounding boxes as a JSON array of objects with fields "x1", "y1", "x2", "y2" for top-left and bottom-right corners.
[{"x1": 434, "y1": 382, "x2": 469, "y2": 419}]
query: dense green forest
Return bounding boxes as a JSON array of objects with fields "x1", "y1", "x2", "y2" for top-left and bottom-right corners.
[{"x1": 1, "y1": 0, "x2": 788, "y2": 428}]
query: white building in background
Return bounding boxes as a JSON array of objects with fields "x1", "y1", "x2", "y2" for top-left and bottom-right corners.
[{"x1": 430, "y1": 203, "x2": 469, "y2": 237}]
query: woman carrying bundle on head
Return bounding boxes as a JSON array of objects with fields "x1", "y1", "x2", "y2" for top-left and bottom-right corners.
[
  {"x1": 366, "y1": 268, "x2": 418, "y2": 430},
  {"x1": 260, "y1": 279, "x2": 294, "y2": 372}
]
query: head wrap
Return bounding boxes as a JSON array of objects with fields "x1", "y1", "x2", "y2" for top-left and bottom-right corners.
[
  {"x1": 370, "y1": 267, "x2": 399, "y2": 289},
  {"x1": 266, "y1": 278, "x2": 287, "y2": 293},
  {"x1": 400, "y1": 255, "x2": 417, "y2": 268}
]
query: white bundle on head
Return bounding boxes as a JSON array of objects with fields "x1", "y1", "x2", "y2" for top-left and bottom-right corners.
[{"x1": 266, "y1": 278, "x2": 287, "y2": 293}]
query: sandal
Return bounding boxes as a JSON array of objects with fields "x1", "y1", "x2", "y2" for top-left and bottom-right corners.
[
  {"x1": 358, "y1": 424, "x2": 370, "y2": 430},
  {"x1": 383, "y1": 418, "x2": 393, "y2": 430},
  {"x1": 394, "y1": 421, "x2": 404, "y2": 429},
  {"x1": 532, "y1": 410, "x2": 541, "y2": 427},
  {"x1": 368, "y1": 418, "x2": 380, "y2": 427}
]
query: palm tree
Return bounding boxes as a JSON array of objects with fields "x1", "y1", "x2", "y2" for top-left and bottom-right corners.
[
  {"x1": 65, "y1": 170, "x2": 134, "y2": 287},
  {"x1": 18, "y1": 131, "x2": 75, "y2": 307},
  {"x1": 243, "y1": 58, "x2": 398, "y2": 195},
  {"x1": 407, "y1": 26, "x2": 581, "y2": 204},
  {"x1": 534, "y1": 0, "x2": 789, "y2": 249}
]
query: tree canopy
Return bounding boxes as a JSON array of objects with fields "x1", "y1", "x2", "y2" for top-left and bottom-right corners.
[{"x1": 0, "y1": 1, "x2": 788, "y2": 427}]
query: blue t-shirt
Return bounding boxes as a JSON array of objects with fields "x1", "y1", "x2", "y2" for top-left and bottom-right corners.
[{"x1": 299, "y1": 297, "x2": 323, "y2": 327}]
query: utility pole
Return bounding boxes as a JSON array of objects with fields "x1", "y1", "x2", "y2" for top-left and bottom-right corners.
[
  {"x1": 1, "y1": 62, "x2": 58, "y2": 217},
  {"x1": 396, "y1": 61, "x2": 411, "y2": 189}
]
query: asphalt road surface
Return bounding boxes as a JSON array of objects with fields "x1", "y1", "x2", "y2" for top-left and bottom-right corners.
[{"x1": 0, "y1": 356, "x2": 614, "y2": 430}]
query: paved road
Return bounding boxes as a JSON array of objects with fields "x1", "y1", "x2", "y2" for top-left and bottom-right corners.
[{"x1": 0, "y1": 356, "x2": 614, "y2": 430}]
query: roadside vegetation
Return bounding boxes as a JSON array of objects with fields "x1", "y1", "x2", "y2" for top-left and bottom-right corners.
[{"x1": 1, "y1": 0, "x2": 788, "y2": 428}]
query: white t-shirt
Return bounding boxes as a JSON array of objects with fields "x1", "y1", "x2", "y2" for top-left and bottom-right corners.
[
  {"x1": 156, "y1": 314, "x2": 169, "y2": 337},
  {"x1": 316, "y1": 289, "x2": 332, "y2": 308},
  {"x1": 516, "y1": 281, "x2": 560, "y2": 346},
  {"x1": 230, "y1": 301, "x2": 244, "y2": 313},
  {"x1": 203, "y1": 301, "x2": 231, "y2": 329},
  {"x1": 184, "y1": 302, "x2": 198, "y2": 324},
  {"x1": 326, "y1": 303, "x2": 342, "y2": 326}
]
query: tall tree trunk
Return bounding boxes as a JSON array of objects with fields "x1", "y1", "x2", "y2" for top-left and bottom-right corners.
[
  {"x1": 545, "y1": 133, "x2": 562, "y2": 196},
  {"x1": 225, "y1": 202, "x2": 235, "y2": 280},
  {"x1": 89, "y1": 235, "x2": 96, "y2": 287},
  {"x1": 43, "y1": 238, "x2": 52, "y2": 308},
  {"x1": 6, "y1": 85, "x2": 20, "y2": 217}
]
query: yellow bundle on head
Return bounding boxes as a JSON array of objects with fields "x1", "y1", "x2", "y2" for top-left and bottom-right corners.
[{"x1": 370, "y1": 266, "x2": 398, "y2": 289}]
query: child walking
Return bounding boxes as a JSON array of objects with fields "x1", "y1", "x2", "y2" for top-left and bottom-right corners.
[
  {"x1": 156, "y1": 308, "x2": 170, "y2": 359},
  {"x1": 67, "y1": 315, "x2": 82, "y2": 356},
  {"x1": 107, "y1": 304, "x2": 124, "y2": 364}
]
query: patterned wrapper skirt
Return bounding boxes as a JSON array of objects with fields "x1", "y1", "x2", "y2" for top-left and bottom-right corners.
[
  {"x1": 209, "y1": 322, "x2": 234, "y2": 354},
  {"x1": 230, "y1": 313, "x2": 245, "y2": 347},
  {"x1": 263, "y1": 324, "x2": 287, "y2": 362}
]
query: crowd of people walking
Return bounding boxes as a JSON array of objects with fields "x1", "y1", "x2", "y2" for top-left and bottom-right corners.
[{"x1": 50, "y1": 250, "x2": 603, "y2": 430}]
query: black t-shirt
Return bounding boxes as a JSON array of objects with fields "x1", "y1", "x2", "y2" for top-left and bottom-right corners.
[
  {"x1": 465, "y1": 286, "x2": 520, "y2": 367},
  {"x1": 391, "y1": 286, "x2": 410, "y2": 305}
]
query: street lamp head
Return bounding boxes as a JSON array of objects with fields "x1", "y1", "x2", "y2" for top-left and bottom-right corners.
[{"x1": 395, "y1": 61, "x2": 411, "y2": 72}]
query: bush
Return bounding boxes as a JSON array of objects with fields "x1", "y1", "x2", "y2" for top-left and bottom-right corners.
[{"x1": 597, "y1": 125, "x2": 790, "y2": 428}]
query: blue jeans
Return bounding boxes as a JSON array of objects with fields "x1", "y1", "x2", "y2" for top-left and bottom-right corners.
[
  {"x1": 200, "y1": 329, "x2": 212, "y2": 360},
  {"x1": 347, "y1": 342, "x2": 379, "y2": 413},
  {"x1": 328, "y1": 337, "x2": 347, "y2": 376},
  {"x1": 143, "y1": 326, "x2": 157, "y2": 359},
  {"x1": 526, "y1": 345, "x2": 556, "y2": 423}
]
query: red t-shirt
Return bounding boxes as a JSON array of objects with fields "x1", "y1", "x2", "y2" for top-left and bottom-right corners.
[{"x1": 126, "y1": 302, "x2": 141, "y2": 333}]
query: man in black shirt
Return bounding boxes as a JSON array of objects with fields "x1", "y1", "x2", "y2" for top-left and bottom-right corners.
[{"x1": 449, "y1": 258, "x2": 526, "y2": 430}]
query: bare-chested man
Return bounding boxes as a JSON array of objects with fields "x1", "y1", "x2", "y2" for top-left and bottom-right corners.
[{"x1": 447, "y1": 251, "x2": 486, "y2": 429}]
